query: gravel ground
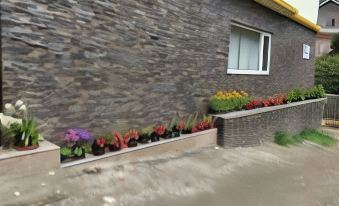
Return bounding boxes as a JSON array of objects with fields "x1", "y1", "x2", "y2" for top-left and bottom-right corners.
[{"x1": 1, "y1": 140, "x2": 339, "y2": 206}]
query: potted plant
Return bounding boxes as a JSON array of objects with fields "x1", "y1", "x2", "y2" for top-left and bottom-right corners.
[
  {"x1": 108, "y1": 131, "x2": 128, "y2": 151},
  {"x1": 172, "y1": 120, "x2": 185, "y2": 137},
  {"x1": 192, "y1": 115, "x2": 215, "y2": 133},
  {"x1": 151, "y1": 124, "x2": 166, "y2": 142},
  {"x1": 63, "y1": 128, "x2": 92, "y2": 160},
  {"x1": 138, "y1": 125, "x2": 153, "y2": 144},
  {"x1": 60, "y1": 146, "x2": 72, "y2": 162},
  {"x1": 12, "y1": 119, "x2": 40, "y2": 151},
  {"x1": 181, "y1": 114, "x2": 198, "y2": 134},
  {"x1": 124, "y1": 129, "x2": 139, "y2": 147},
  {"x1": 91, "y1": 137, "x2": 106, "y2": 156}
]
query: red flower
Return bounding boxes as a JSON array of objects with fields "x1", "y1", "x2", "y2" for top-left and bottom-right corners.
[
  {"x1": 191, "y1": 120, "x2": 212, "y2": 133},
  {"x1": 176, "y1": 121, "x2": 185, "y2": 131},
  {"x1": 154, "y1": 125, "x2": 166, "y2": 136},
  {"x1": 262, "y1": 99, "x2": 272, "y2": 107},
  {"x1": 245, "y1": 99, "x2": 263, "y2": 110},
  {"x1": 113, "y1": 131, "x2": 128, "y2": 149},
  {"x1": 124, "y1": 129, "x2": 139, "y2": 143},
  {"x1": 96, "y1": 137, "x2": 106, "y2": 148}
]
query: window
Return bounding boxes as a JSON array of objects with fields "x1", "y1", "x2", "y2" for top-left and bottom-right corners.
[
  {"x1": 332, "y1": 18, "x2": 335, "y2": 27},
  {"x1": 228, "y1": 23, "x2": 271, "y2": 75}
]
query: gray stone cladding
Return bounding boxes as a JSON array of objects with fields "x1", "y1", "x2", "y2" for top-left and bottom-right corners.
[{"x1": 1, "y1": 0, "x2": 316, "y2": 143}]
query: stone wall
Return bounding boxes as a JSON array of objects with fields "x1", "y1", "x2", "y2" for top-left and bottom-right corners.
[
  {"x1": 1, "y1": 0, "x2": 316, "y2": 143},
  {"x1": 215, "y1": 99, "x2": 326, "y2": 147}
]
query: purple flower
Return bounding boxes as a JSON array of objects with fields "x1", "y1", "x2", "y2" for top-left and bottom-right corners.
[
  {"x1": 73, "y1": 128, "x2": 92, "y2": 141},
  {"x1": 64, "y1": 128, "x2": 92, "y2": 143}
]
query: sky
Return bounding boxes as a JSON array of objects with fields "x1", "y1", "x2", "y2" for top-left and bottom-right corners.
[{"x1": 285, "y1": 0, "x2": 320, "y2": 23}]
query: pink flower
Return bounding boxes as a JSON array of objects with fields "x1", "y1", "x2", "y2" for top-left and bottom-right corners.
[{"x1": 65, "y1": 129, "x2": 79, "y2": 142}]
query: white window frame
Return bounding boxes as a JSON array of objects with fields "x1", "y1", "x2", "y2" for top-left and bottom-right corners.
[{"x1": 227, "y1": 23, "x2": 271, "y2": 75}]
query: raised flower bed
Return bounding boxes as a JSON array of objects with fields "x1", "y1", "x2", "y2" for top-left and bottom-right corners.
[
  {"x1": 0, "y1": 100, "x2": 60, "y2": 176},
  {"x1": 60, "y1": 114, "x2": 217, "y2": 166},
  {"x1": 61, "y1": 128, "x2": 217, "y2": 168},
  {"x1": 210, "y1": 85, "x2": 327, "y2": 147}
]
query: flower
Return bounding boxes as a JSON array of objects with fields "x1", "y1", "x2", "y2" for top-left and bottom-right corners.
[
  {"x1": 15, "y1": 100, "x2": 24, "y2": 108},
  {"x1": 0, "y1": 113, "x2": 22, "y2": 128},
  {"x1": 65, "y1": 129, "x2": 79, "y2": 142},
  {"x1": 73, "y1": 128, "x2": 92, "y2": 141},
  {"x1": 96, "y1": 137, "x2": 106, "y2": 148},
  {"x1": 18, "y1": 105, "x2": 27, "y2": 112},
  {"x1": 154, "y1": 125, "x2": 166, "y2": 136},
  {"x1": 4, "y1": 103, "x2": 15, "y2": 116}
]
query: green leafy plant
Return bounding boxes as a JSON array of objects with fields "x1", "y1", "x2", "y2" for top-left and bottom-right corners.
[
  {"x1": 287, "y1": 85, "x2": 325, "y2": 103},
  {"x1": 287, "y1": 88, "x2": 305, "y2": 103},
  {"x1": 315, "y1": 54, "x2": 339, "y2": 94},
  {"x1": 167, "y1": 116, "x2": 179, "y2": 131},
  {"x1": 73, "y1": 146, "x2": 85, "y2": 157},
  {"x1": 10, "y1": 119, "x2": 40, "y2": 148},
  {"x1": 331, "y1": 33, "x2": 339, "y2": 51},
  {"x1": 275, "y1": 129, "x2": 336, "y2": 147},
  {"x1": 141, "y1": 125, "x2": 153, "y2": 136},
  {"x1": 299, "y1": 129, "x2": 336, "y2": 147},
  {"x1": 60, "y1": 147, "x2": 72, "y2": 157}
]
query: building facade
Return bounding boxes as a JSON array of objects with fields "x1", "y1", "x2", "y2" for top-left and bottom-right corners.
[
  {"x1": 1, "y1": 0, "x2": 318, "y2": 143},
  {"x1": 316, "y1": 0, "x2": 339, "y2": 56}
]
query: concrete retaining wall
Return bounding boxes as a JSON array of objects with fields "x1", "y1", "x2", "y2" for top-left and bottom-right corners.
[{"x1": 214, "y1": 98, "x2": 326, "y2": 147}]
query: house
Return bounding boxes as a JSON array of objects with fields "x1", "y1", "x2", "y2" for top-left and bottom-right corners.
[
  {"x1": 1, "y1": 0, "x2": 320, "y2": 143},
  {"x1": 316, "y1": 0, "x2": 339, "y2": 56}
]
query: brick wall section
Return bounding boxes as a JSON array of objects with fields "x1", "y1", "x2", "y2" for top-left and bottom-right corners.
[
  {"x1": 1, "y1": 0, "x2": 316, "y2": 142},
  {"x1": 215, "y1": 99, "x2": 326, "y2": 147}
]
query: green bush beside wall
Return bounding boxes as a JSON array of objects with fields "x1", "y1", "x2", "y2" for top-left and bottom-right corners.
[{"x1": 315, "y1": 54, "x2": 339, "y2": 95}]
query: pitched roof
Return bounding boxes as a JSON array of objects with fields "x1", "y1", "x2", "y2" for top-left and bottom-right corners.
[{"x1": 320, "y1": 0, "x2": 339, "y2": 6}]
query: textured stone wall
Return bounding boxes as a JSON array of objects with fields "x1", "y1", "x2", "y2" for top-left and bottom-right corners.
[
  {"x1": 216, "y1": 99, "x2": 326, "y2": 147},
  {"x1": 1, "y1": 0, "x2": 316, "y2": 143}
]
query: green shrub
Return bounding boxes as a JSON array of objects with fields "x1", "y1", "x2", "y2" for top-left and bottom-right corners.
[
  {"x1": 315, "y1": 54, "x2": 339, "y2": 94},
  {"x1": 331, "y1": 33, "x2": 339, "y2": 50},
  {"x1": 287, "y1": 85, "x2": 325, "y2": 103}
]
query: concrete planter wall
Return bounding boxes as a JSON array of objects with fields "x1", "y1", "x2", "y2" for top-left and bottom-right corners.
[
  {"x1": 214, "y1": 98, "x2": 326, "y2": 147},
  {"x1": 62, "y1": 128, "x2": 217, "y2": 168},
  {"x1": 0, "y1": 141, "x2": 60, "y2": 176}
]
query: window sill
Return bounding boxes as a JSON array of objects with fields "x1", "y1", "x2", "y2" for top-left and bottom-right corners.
[{"x1": 227, "y1": 69, "x2": 269, "y2": 75}]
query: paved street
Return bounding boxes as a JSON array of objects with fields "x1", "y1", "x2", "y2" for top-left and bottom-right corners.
[{"x1": 1, "y1": 140, "x2": 339, "y2": 206}]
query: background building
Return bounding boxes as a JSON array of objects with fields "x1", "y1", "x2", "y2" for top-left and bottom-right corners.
[{"x1": 316, "y1": 0, "x2": 339, "y2": 56}]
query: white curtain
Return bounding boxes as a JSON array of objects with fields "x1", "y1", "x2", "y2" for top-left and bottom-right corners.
[{"x1": 228, "y1": 26, "x2": 260, "y2": 71}]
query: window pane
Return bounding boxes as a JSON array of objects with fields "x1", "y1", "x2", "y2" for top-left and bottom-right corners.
[
  {"x1": 238, "y1": 28, "x2": 260, "y2": 70},
  {"x1": 228, "y1": 27, "x2": 241, "y2": 69},
  {"x1": 262, "y1": 36, "x2": 270, "y2": 71}
]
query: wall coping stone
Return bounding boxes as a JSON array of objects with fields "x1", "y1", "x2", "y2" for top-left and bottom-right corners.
[{"x1": 213, "y1": 98, "x2": 327, "y2": 120}]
